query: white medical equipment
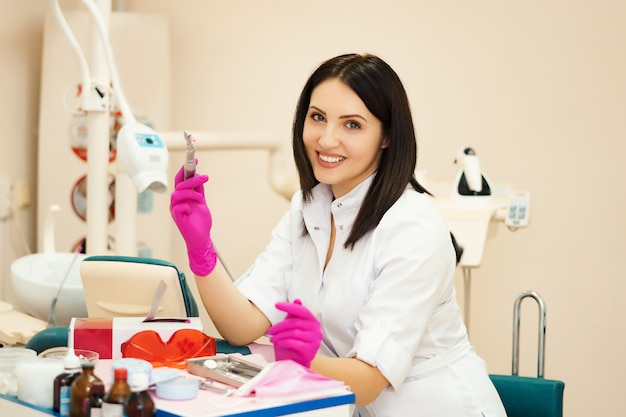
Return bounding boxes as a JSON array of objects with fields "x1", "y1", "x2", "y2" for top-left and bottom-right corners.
[
  {"x1": 453, "y1": 147, "x2": 491, "y2": 196},
  {"x1": 429, "y1": 147, "x2": 531, "y2": 334},
  {"x1": 161, "y1": 131, "x2": 295, "y2": 201},
  {"x1": 9, "y1": 205, "x2": 88, "y2": 330},
  {"x1": 49, "y1": 0, "x2": 170, "y2": 256}
]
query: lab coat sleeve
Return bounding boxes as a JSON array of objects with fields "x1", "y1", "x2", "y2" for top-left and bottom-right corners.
[
  {"x1": 235, "y1": 192, "x2": 303, "y2": 325},
  {"x1": 347, "y1": 193, "x2": 458, "y2": 390}
]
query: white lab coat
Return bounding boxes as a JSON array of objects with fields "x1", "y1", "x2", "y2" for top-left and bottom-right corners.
[{"x1": 236, "y1": 175, "x2": 506, "y2": 417}]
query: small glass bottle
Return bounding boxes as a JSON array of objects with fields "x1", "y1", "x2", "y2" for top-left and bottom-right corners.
[
  {"x1": 101, "y1": 367, "x2": 131, "y2": 417},
  {"x1": 88, "y1": 379, "x2": 105, "y2": 417},
  {"x1": 124, "y1": 373, "x2": 155, "y2": 417},
  {"x1": 53, "y1": 353, "x2": 83, "y2": 416},
  {"x1": 70, "y1": 361, "x2": 105, "y2": 417}
]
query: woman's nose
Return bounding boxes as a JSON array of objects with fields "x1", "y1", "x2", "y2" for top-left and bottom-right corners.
[{"x1": 318, "y1": 125, "x2": 339, "y2": 148}]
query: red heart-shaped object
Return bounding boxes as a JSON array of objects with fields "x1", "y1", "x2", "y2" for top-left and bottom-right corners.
[{"x1": 121, "y1": 329, "x2": 216, "y2": 369}]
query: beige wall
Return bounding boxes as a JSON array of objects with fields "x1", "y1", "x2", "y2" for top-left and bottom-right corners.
[{"x1": 2, "y1": 1, "x2": 625, "y2": 416}]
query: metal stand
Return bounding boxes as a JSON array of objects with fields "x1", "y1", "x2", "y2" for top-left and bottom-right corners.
[{"x1": 512, "y1": 290, "x2": 546, "y2": 377}]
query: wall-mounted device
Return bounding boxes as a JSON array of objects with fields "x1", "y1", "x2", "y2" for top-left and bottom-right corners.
[
  {"x1": 434, "y1": 146, "x2": 530, "y2": 268},
  {"x1": 117, "y1": 121, "x2": 169, "y2": 194}
]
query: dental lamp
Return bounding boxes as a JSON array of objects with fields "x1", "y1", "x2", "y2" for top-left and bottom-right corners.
[
  {"x1": 50, "y1": 0, "x2": 169, "y2": 255},
  {"x1": 453, "y1": 147, "x2": 491, "y2": 197}
]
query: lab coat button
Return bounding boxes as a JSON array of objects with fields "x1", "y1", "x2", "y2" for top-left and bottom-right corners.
[
  {"x1": 339, "y1": 225, "x2": 344, "y2": 231},
  {"x1": 314, "y1": 226, "x2": 320, "y2": 231}
]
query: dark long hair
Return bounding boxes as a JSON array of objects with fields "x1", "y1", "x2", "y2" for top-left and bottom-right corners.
[{"x1": 292, "y1": 53, "x2": 429, "y2": 249}]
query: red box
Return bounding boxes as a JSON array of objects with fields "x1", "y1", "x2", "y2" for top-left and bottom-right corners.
[{"x1": 70, "y1": 317, "x2": 204, "y2": 360}]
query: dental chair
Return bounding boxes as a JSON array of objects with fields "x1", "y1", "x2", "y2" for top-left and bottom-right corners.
[
  {"x1": 488, "y1": 291, "x2": 564, "y2": 417},
  {"x1": 489, "y1": 374, "x2": 564, "y2": 417},
  {"x1": 26, "y1": 256, "x2": 249, "y2": 355},
  {"x1": 79, "y1": 255, "x2": 199, "y2": 318}
]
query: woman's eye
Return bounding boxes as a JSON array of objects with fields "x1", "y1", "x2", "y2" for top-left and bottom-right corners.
[
  {"x1": 346, "y1": 121, "x2": 360, "y2": 129},
  {"x1": 311, "y1": 113, "x2": 325, "y2": 122}
]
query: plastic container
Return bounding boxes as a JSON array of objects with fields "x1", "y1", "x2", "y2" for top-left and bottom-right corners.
[
  {"x1": 155, "y1": 377, "x2": 199, "y2": 400},
  {"x1": 0, "y1": 348, "x2": 37, "y2": 396},
  {"x1": 41, "y1": 347, "x2": 99, "y2": 366},
  {"x1": 15, "y1": 358, "x2": 64, "y2": 408},
  {"x1": 111, "y1": 358, "x2": 152, "y2": 383}
]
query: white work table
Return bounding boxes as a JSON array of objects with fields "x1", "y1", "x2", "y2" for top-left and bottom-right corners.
[
  {"x1": 0, "y1": 357, "x2": 355, "y2": 417},
  {"x1": 0, "y1": 393, "x2": 355, "y2": 417}
]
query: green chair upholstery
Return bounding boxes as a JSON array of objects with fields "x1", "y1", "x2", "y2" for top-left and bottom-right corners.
[
  {"x1": 489, "y1": 374, "x2": 565, "y2": 417},
  {"x1": 25, "y1": 325, "x2": 70, "y2": 354}
]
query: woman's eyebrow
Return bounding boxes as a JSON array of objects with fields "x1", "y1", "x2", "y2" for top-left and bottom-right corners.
[
  {"x1": 309, "y1": 105, "x2": 367, "y2": 122},
  {"x1": 339, "y1": 113, "x2": 367, "y2": 122},
  {"x1": 309, "y1": 105, "x2": 326, "y2": 114}
]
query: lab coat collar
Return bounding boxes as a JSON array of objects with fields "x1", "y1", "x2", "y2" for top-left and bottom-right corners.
[
  {"x1": 301, "y1": 174, "x2": 376, "y2": 270},
  {"x1": 308, "y1": 173, "x2": 375, "y2": 207},
  {"x1": 303, "y1": 173, "x2": 376, "y2": 233}
]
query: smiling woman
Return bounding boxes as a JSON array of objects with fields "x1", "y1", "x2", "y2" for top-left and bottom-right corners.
[{"x1": 170, "y1": 53, "x2": 507, "y2": 416}]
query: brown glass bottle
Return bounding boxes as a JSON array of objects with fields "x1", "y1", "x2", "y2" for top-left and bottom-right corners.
[
  {"x1": 88, "y1": 380, "x2": 105, "y2": 417},
  {"x1": 54, "y1": 353, "x2": 82, "y2": 416},
  {"x1": 70, "y1": 362, "x2": 105, "y2": 417},
  {"x1": 102, "y1": 367, "x2": 131, "y2": 417},
  {"x1": 124, "y1": 373, "x2": 155, "y2": 417}
]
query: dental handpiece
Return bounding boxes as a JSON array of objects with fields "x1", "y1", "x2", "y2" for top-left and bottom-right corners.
[{"x1": 183, "y1": 130, "x2": 196, "y2": 180}]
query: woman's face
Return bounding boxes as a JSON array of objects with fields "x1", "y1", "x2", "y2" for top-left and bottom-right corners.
[{"x1": 303, "y1": 78, "x2": 387, "y2": 198}]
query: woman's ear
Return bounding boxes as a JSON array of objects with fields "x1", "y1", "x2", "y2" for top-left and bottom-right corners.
[{"x1": 381, "y1": 136, "x2": 390, "y2": 149}]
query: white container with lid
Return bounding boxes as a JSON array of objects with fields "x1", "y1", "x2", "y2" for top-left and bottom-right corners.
[
  {"x1": 16, "y1": 357, "x2": 64, "y2": 408},
  {"x1": 0, "y1": 347, "x2": 37, "y2": 396}
]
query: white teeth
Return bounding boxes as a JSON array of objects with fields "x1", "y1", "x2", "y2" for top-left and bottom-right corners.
[{"x1": 319, "y1": 154, "x2": 345, "y2": 163}]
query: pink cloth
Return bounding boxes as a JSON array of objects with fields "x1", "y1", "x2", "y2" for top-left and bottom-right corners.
[{"x1": 235, "y1": 360, "x2": 346, "y2": 400}]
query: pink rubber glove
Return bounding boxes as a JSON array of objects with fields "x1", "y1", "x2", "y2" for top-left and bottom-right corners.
[
  {"x1": 267, "y1": 299, "x2": 323, "y2": 368},
  {"x1": 170, "y1": 164, "x2": 217, "y2": 276}
]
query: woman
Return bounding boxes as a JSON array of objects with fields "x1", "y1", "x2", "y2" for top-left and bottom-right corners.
[{"x1": 170, "y1": 53, "x2": 506, "y2": 416}]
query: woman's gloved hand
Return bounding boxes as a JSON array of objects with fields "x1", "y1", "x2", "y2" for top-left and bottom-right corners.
[
  {"x1": 170, "y1": 164, "x2": 217, "y2": 276},
  {"x1": 268, "y1": 299, "x2": 323, "y2": 368}
]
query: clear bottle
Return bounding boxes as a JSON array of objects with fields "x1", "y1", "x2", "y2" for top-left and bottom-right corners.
[
  {"x1": 70, "y1": 361, "x2": 105, "y2": 417},
  {"x1": 124, "y1": 373, "x2": 155, "y2": 417},
  {"x1": 53, "y1": 353, "x2": 83, "y2": 416},
  {"x1": 101, "y1": 367, "x2": 131, "y2": 417}
]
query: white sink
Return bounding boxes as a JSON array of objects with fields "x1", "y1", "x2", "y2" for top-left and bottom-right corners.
[{"x1": 11, "y1": 253, "x2": 88, "y2": 325}]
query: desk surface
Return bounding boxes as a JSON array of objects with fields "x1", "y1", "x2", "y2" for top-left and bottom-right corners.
[
  {"x1": 0, "y1": 357, "x2": 355, "y2": 417},
  {"x1": 0, "y1": 393, "x2": 355, "y2": 417}
]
